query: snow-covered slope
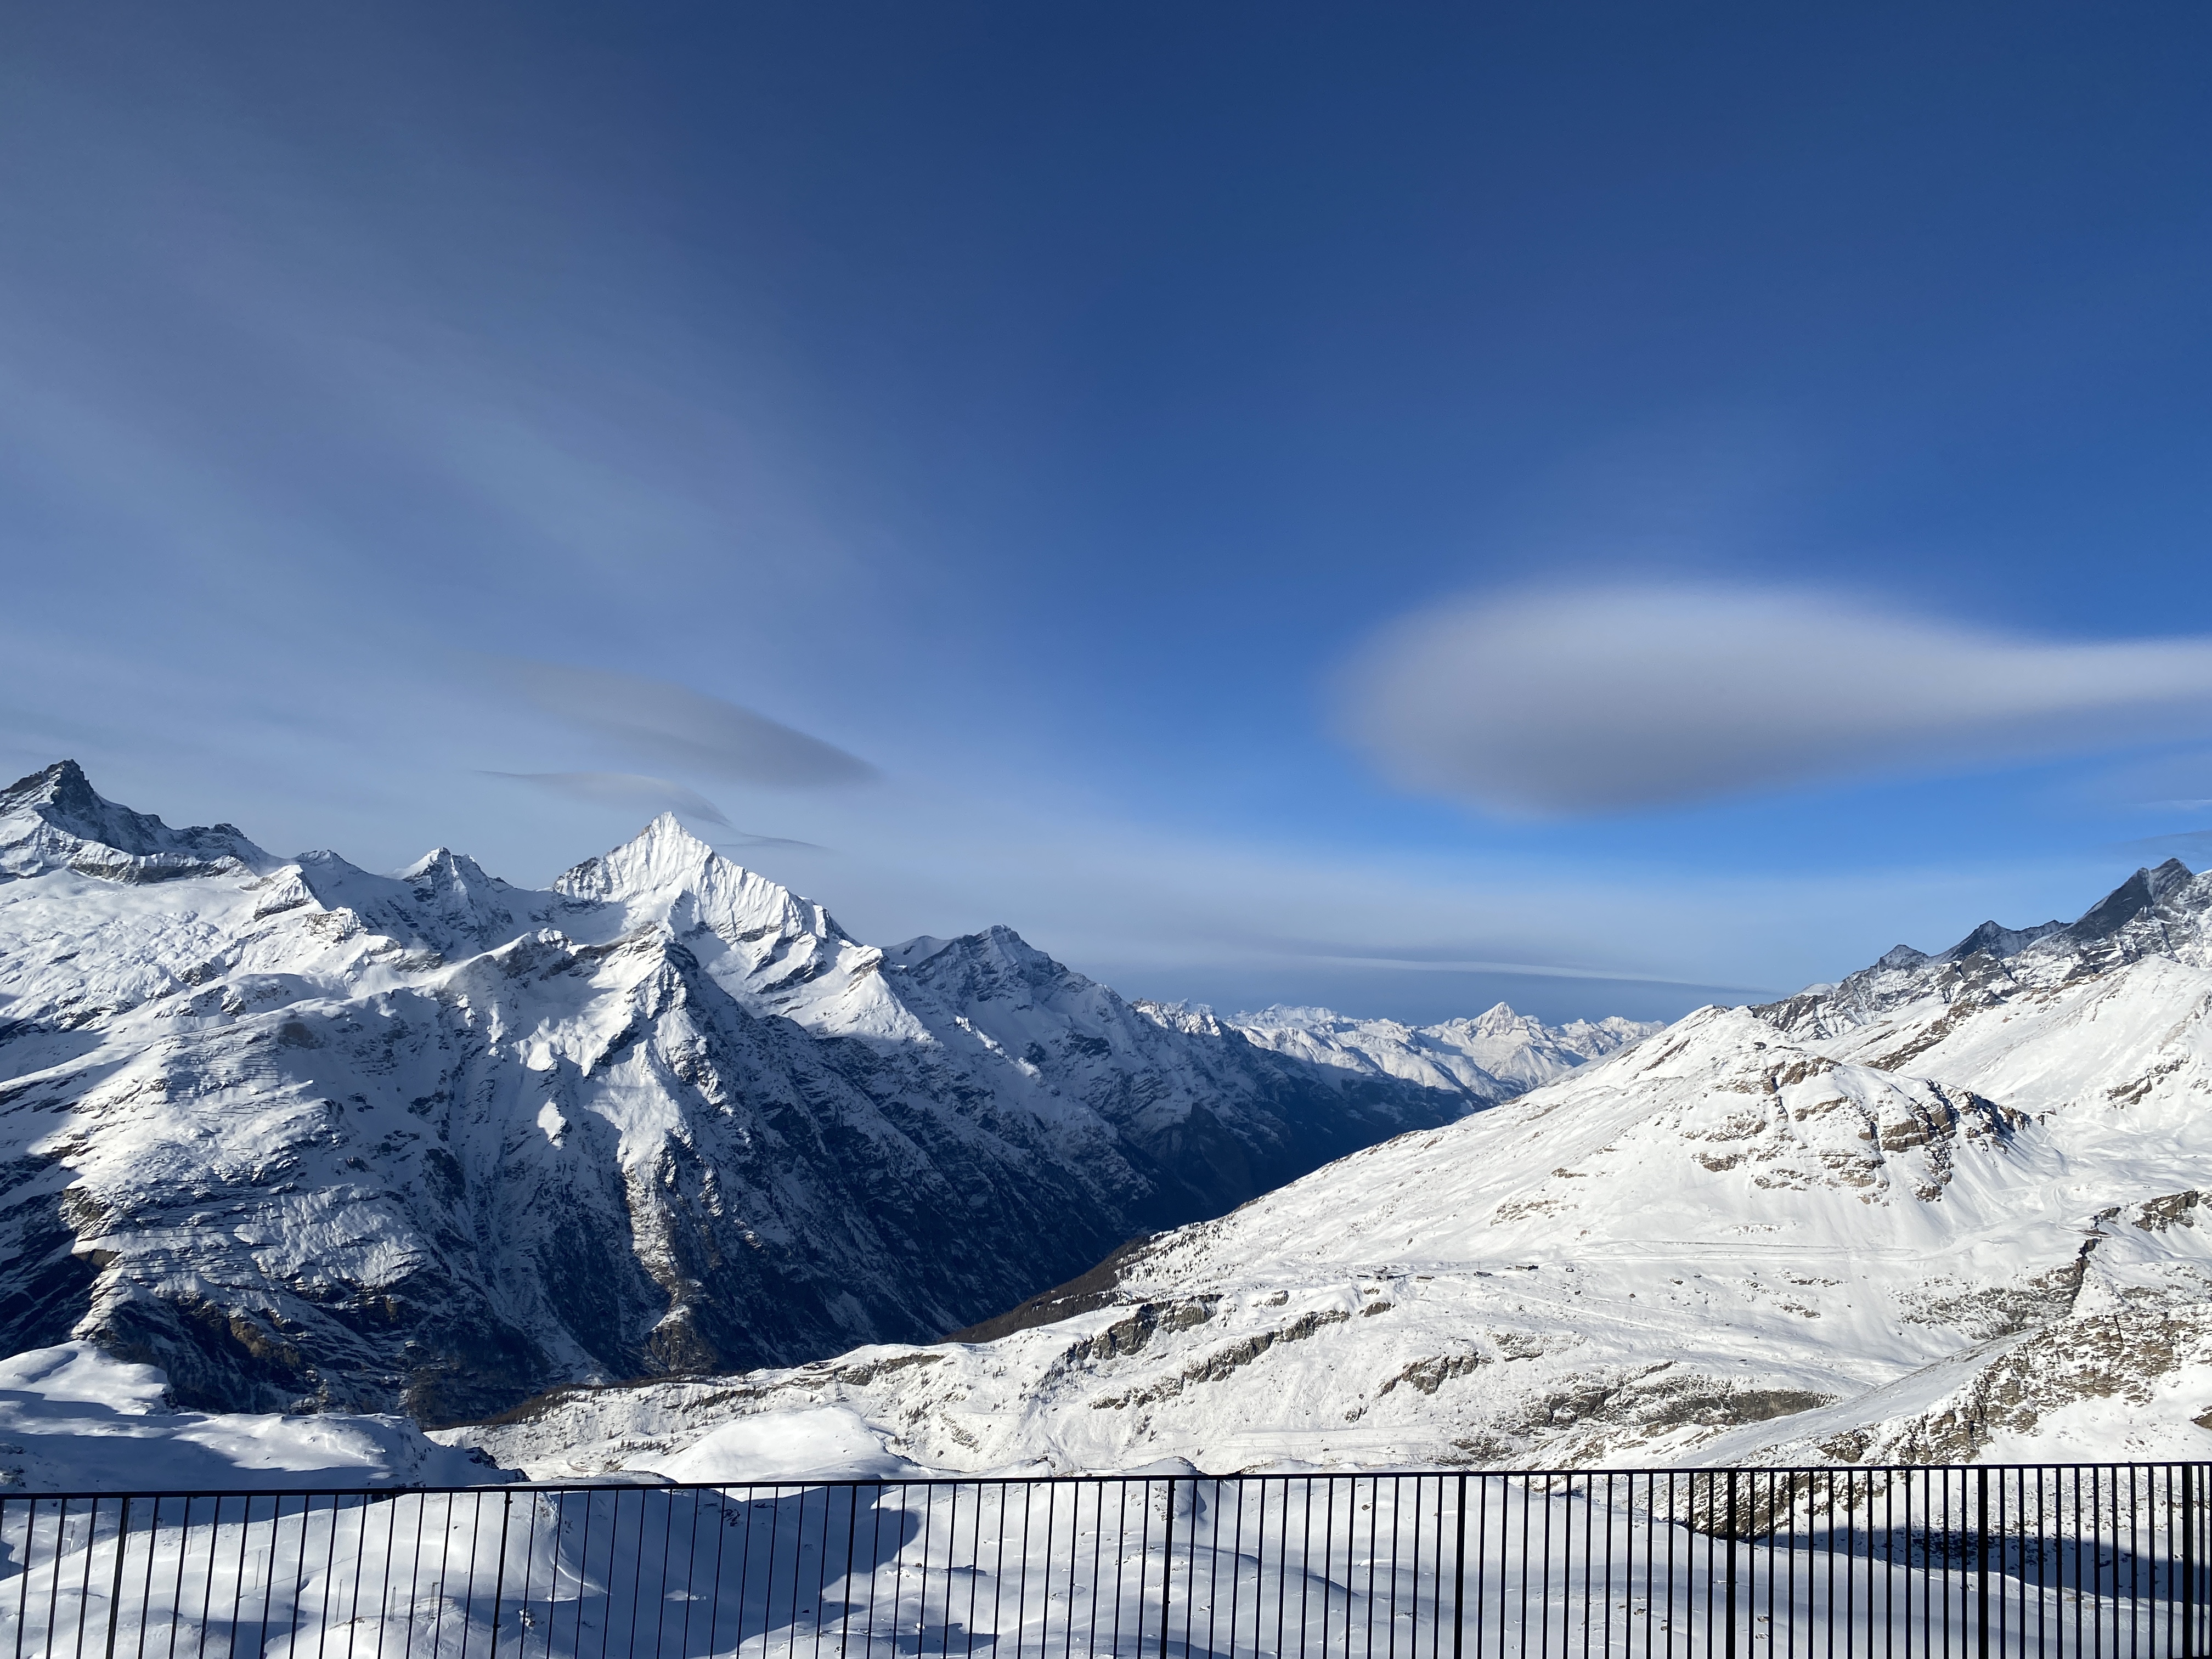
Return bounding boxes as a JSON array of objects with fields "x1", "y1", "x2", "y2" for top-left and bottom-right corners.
[
  {"x1": 0, "y1": 1342, "x2": 489, "y2": 1490},
  {"x1": 454, "y1": 859, "x2": 2212, "y2": 1477},
  {"x1": 1, "y1": 762, "x2": 1632, "y2": 1428}
]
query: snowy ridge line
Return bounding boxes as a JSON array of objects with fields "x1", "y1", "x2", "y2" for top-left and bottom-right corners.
[
  {"x1": 451, "y1": 855, "x2": 2212, "y2": 1480},
  {"x1": 1, "y1": 761, "x2": 1658, "y2": 1429}
]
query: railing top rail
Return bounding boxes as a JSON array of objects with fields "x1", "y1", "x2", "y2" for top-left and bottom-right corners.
[{"x1": 2, "y1": 1460, "x2": 2208, "y2": 1504}]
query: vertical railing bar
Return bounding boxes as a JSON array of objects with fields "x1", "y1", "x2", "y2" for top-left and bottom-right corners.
[
  {"x1": 963, "y1": 1485, "x2": 983, "y2": 1659},
  {"x1": 69, "y1": 1496, "x2": 99, "y2": 1659},
  {"x1": 1976, "y1": 1465, "x2": 1989, "y2": 1659},
  {"x1": 1516, "y1": 1476, "x2": 1530, "y2": 1659},
  {"x1": 697, "y1": 1489, "x2": 725, "y2": 1659},
  {"x1": 2077, "y1": 1468, "x2": 2087, "y2": 1659},
  {"x1": 374, "y1": 1490, "x2": 399, "y2": 1659},
  {"x1": 1095, "y1": 1483, "x2": 1112, "y2": 1659},
  {"x1": 453, "y1": 1492, "x2": 476, "y2": 1659},
  {"x1": 2095, "y1": 1464, "x2": 2107, "y2": 1659},
  {"x1": 1270, "y1": 1476, "x2": 1285, "y2": 1659},
  {"x1": 310, "y1": 1494, "x2": 337, "y2": 1659},
  {"x1": 1223, "y1": 1480, "x2": 1239, "y2": 1659},
  {"x1": 805, "y1": 1486, "x2": 822, "y2": 1659},
  {"x1": 917, "y1": 1483, "x2": 934, "y2": 1659},
  {"x1": 1543, "y1": 1475, "x2": 1557, "y2": 1659},
  {"x1": 253, "y1": 1497, "x2": 285, "y2": 1659},
  {"x1": 1448, "y1": 1476, "x2": 1465, "y2": 1659},
  {"x1": 2132, "y1": 1466, "x2": 2143, "y2": 1659},
  {"x1": 484, "y1": 1496, "x2": 512, "y2": 1659},
  {"x1": 97, "y1": 1497, "x2": 131, "y2": 1659},
  {"x1": 806, "y1": 1487, "x2": 828, "y2": 1659},
  {"x1": 1353, "y1": 1476, "x2": 1363, "y2": 1659},
  {"x1": 8, "y1": 1498, "x2": 29, "y2": 1659},
  {"x1": 1725, "y1": 1471, "x2": 1738, "y2": 1659},
  {"x1": 513, "y1": 1494, "x2": 540, "y2": 1659},
  {"x1": 1320, "y1": 1477, "x2": 1331, "y2": 1659},
  {"x1": 1192, "y1": 1477, "x2": 1208, "y2": 1659},
  {"x1": 2035, "y1": 1467, "x2": 2047, "y2": 1659},
  {"x1": 733, "y1": 1486, "x2": 760, "y2": 1659},
  {"x1": 44, "y1": 1497, "x2": 69, "y2": 1659},
  {"x1": 343, "y1": 1496, "x2": 369, "y2": 1659},
  {"x1": 1321, "y1": 1476, "x2": 1335, "y2": 1659},
  {"x1": 866, "y1": 1484, "x2": 886, "y2": 1659},
  {"x1": 1001, "y1": 1483, "x2": 1020, "y2": 1659},
  {"x1": 567, "y1": 1490, "x2": 595, "y2": 1659},
  {"x1": 1297, "y1": 1477, "x2": 1313, "y2": 1659},
  {"x1": 1066, "y1": 1479, "x2": 1084, "y2": 1659},
  {"x1": 2188, "y1": 1465, "x2": 2201, "y2": 1659},
  {"x1": 453, "y1": 1495, "x2": 484, "y2": 1659},
  {"x1": 133, "y1": 1495, "x2": 161, "y2": 1659},
  {"x1": 622, "y1": 1488, "x2": 649, "y2": 1659},
  {"x1": 837, "y1": 1485, "x2": 860, "y2": 1659},
  {"x1": 1575, "y1": 1475, "x2": 1590, "y2": 1659},
  {"x1": 647, "y1": 1488, "x2": 675, "y2": 1659}
]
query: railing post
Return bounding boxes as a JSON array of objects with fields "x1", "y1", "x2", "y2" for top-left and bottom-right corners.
[
  {"x1": 100, "y1": 1496, "x2": 131, "y2": 1659},
  {"x1": 2187, "y1": 1464, "x2": 2199, "y2": 1659},
  {"x1": 1976, "y1": 1466, "x2": 1990, "y2": 1659},
  {"x1": 1725, "y1": 1470, "x2": 1739, "y2": 1659},
  {"x1": 1159, "y1": 1477, "x2": 1174, "y2": 1659},
  {"x1": 1452, "y1": 1475, "x2": 1468, "y2": 1659},
  {"x1": 488, "y1": 1492, "x2": 514, "y2": 1658}
]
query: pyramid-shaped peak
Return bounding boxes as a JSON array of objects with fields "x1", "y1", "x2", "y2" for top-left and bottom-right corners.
[
  {"x1": 556, "y1": 813, "x2": 722, "y2": 896},
  {"x1": 2067, "y1": 857, "x2": 2201, "y2": 944},
  {"x1": 640, "y1": 810, "x2": 707, "y2": 845},
  {"x1": 1937, "y1": 918, "x2": 2063, "y2": 964},
  {"x1": 1, "y1": 759, "x2": 269, "y2": 873},
  {"x1": 1469, "y1": 1001, "x2": 1537, "y2": 1034},
  {"x1": 554, "y1": 812, "x2": 850, "y2": 942},
  {"x1": 3, "y1": 758, "x2": 98, "y2": 812},
  {"x1": 400, "y1": 847, "x2": 499, "y2": 888}
]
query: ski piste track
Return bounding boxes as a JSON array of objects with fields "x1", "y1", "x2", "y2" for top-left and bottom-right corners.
[{"x1": 3, "y1": 1464, "x2": 2206, "y2": 1659}]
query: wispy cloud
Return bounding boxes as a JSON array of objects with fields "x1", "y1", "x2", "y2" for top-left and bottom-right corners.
[
  {"x1": 479, "y1": 770, "x2": 833, "y2": 851},
  {"x1": 1282, "y1": 950, "x2": 1769, "y2": 990},
  {"x1": 1338, "y1": 585, "x2": 2212, "y2": 815},
  {"x1": 2108, "y1": 829, "x2": 2212, "y2": 865},
  {"x1": 479, "y1": 769, "x2": 733, "y2": 825},
  {"x1": 488, "y1": 661, "x2": 878, "y2": 789}
]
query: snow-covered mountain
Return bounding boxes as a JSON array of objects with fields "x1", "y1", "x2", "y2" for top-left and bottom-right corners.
[
  {"x1": 455, "y1": 856, "x2": 2212, "y2": 1478},
  {"x1": 1212, "y1": 1003, "x2": 1657, "y2": 1098},
  {"x1": 0, "y1": 761, "x2": 1629, "y2": 1429}
]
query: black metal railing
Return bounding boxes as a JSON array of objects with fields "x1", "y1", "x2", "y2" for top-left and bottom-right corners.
[{"x1": 1, "y1": 1464, "x2": 2203, "y2": 1659}]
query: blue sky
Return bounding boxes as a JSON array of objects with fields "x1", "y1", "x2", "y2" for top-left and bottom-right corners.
[{"x1": 4, "y1": 2, "x2": 2211, "y2": 1023}]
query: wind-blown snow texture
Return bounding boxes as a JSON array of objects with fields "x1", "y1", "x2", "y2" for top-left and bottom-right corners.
[
  {"x1": 0, "y1": 1342, "x2": 487, "y2": 1490},
  {"x1": 457, "y1": 857, "x2": 2212, "y2": 1479},
  {"x1": 0, "y1": 763, "x2": 1630, "y2": 1432}
]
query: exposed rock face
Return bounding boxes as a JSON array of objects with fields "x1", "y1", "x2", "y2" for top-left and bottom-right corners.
[
  {"x1": 450, "y1": 860, "x2": 2212, "y2": 1477},
  {"x1": 2, "y1": 762, "x2": 1612, "y2": 1425}
]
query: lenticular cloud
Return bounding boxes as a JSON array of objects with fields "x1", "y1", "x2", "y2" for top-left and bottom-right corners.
[{"x1": 1338, "y1": 585, "x2": 2212, "y2": 815}]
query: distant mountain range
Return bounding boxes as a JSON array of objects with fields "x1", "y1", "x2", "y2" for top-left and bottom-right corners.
[
  {"x1": 460, "y1": 854, "x2": 2212, "y2": 1477},
  {"x1": 0, "y1": 761, "x2": 1645, "y2": 1427}
]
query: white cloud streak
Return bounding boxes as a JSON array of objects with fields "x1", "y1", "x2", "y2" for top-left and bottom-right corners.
[
  {"x1": 1339, "y1": 585, "x2": 2212, "y2": 815},
  {"x1": 488, "y1": 661, "x2": 879, "y2": 789},
  {"x1": 479, "y1": 771, "x2": 733, "y2": 826}
]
